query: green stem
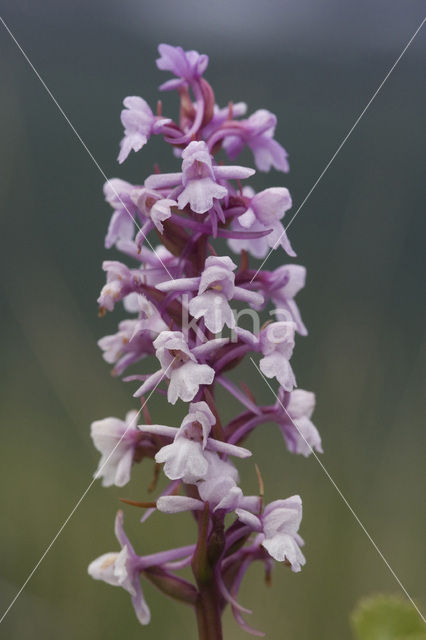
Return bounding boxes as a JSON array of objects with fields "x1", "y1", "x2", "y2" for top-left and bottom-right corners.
[
  {"x1": 192, "y1": 505, "x2": 224, "y2": 640},
  {"x1": 195, "y1": 582, "x2": 223, "y2": 640}
]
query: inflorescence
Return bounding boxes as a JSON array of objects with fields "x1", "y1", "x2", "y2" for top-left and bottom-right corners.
[{"x1": 88, "y1": 43, "x2": 322, "y2": 638}]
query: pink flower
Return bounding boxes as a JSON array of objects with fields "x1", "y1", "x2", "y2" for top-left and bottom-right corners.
[
  {"x1": 134, "y1": 331, "x2": 227, "y2": 404},
  {"x1": 97, "y1": 261, "x2": 140, "y2": 312},
  {"x1": 103, "y1": 178, "x2": 139, "y2": 249},
  {"x1": 277, "y1": 389, "x2": 323, "y2": 457},
  {"x1": 131, "y1": 188, "x2": 177, "y2": 234},
  {"x1": 98, "y1": 295, "x2": 167, "y2": 375},
  {"x1": 156, "y1": 44, "x2": 209, "y2": 91},
  {"x1": 224, "y1": 109, "x2": 289, "y2": 173},
  {"x1": 118, "y1": 97, "x2": 170, "y2": 164},
  {"x1": 236, "y1": 495, "x2": 305, "y2": 572},
  {"x1": 179, "y1": 141, "x2": 228, "y2": 213},
  {"x1": 88, "y1": 511, "x2": 150, "y2": 624},
  {"x1": 91, "y1": 410, "x2": 142, "y2": 487},
  {"x1": 145, "y1": 140, "x2": 255, "y2": 215},
  {"x1": 236, "y1": 321, "x2": 297, "y2": 391},
  {"x1": 155, "y1": 401, "x2": 214, "y2": 482},
  {"x1": 228, "y1": 186, "x2": 295, "y2": 257},
  {"x1": 268, "y1": 264, "x2": 308, "y2": 335},
  {"x1": 140, "y1": 402, "x2": 251, "y2": 483},
  {"x1": 157, "y1": 452, "x2": 259, "y2": 514},
  {"x1": 157, "y1": 255, "x2": 264, "y2": 333},
  {"x1": 259, "y1": 321, "x2": 297, "y2": 391}
]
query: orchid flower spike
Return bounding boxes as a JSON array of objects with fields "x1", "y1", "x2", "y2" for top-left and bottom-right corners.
[{"x1": 90, "y1": 43, "x2": 321, "y2": 638}]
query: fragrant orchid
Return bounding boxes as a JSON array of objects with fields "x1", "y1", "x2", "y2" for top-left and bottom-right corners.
[
  {"x1": 132, "y1": 331, "x2": 227, "y2": 404},
  {"x1": 157, "y1": 255, "x2": 264, "y2": 333},
  {"x1": 145, "y1": 140, "x2": 255, "y2": 215},
  {"x1": 276, "y1": 388, "x2": 323, "y2": 457},
  {"x1": 223, "y1": 108, "x2": 290, "y2": 173},
  {"x1": 156, "y1": 43, "x2": 209, "y2": 90},
  {"x1": 140, "y1": 402, "x2": 251, "y2": 483},
  {"x1": 89, "y1": 43, "x2": 321, "y2": 639},
  {"x1": 118, "y1": 96, "x2": 171, "y2": 164},
  {"x1": 89, "y1": 511, "x2": 151, "y2": 623},
  {"x1": 236, "y1": 495, "x2": 306, "y2": 572},
  {"x1": 91, "y1": 411, "x2": 143, "y2": 487}
]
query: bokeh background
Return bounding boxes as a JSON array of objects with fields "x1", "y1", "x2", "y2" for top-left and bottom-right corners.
[{"x1": 1, "y1": 1, "x2": 425, "y2": 638}]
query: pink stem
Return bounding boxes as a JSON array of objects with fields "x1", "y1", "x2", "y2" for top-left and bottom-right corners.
[
  {"x1": 168, "y1": 212, "x2": 272, "y2": 239},
  {"x1": 228, "y1": 414, "x2": 269, "y2": 445},
  {"x1": 214, "y1": 344, "x2": 250, "y2": 373},
  {"x1": 217, "y1": 376, "x2": 261, "y2": 416}
]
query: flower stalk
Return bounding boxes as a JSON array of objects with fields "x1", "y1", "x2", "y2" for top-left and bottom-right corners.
[{"x1": 192, "y1": 505, "x2": 224, "y2": 640}]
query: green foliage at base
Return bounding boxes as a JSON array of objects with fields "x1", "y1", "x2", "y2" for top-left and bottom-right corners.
[{"x1": 351, "y1": 595, "x2": 426, "y2": 640}]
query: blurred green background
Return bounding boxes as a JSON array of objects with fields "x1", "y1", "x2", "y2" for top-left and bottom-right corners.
[{"x1": 1, "y1": 1, "x2": 425, "y2": 638}]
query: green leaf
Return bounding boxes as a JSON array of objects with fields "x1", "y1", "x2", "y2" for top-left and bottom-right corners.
[{"x1": 351, "y1": 594, "x2": 426, "y2": 640}]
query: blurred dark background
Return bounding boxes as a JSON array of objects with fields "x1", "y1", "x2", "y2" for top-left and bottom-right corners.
[{"x1": 1, "y1": 1, "x2": 425, "y2": 638}]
